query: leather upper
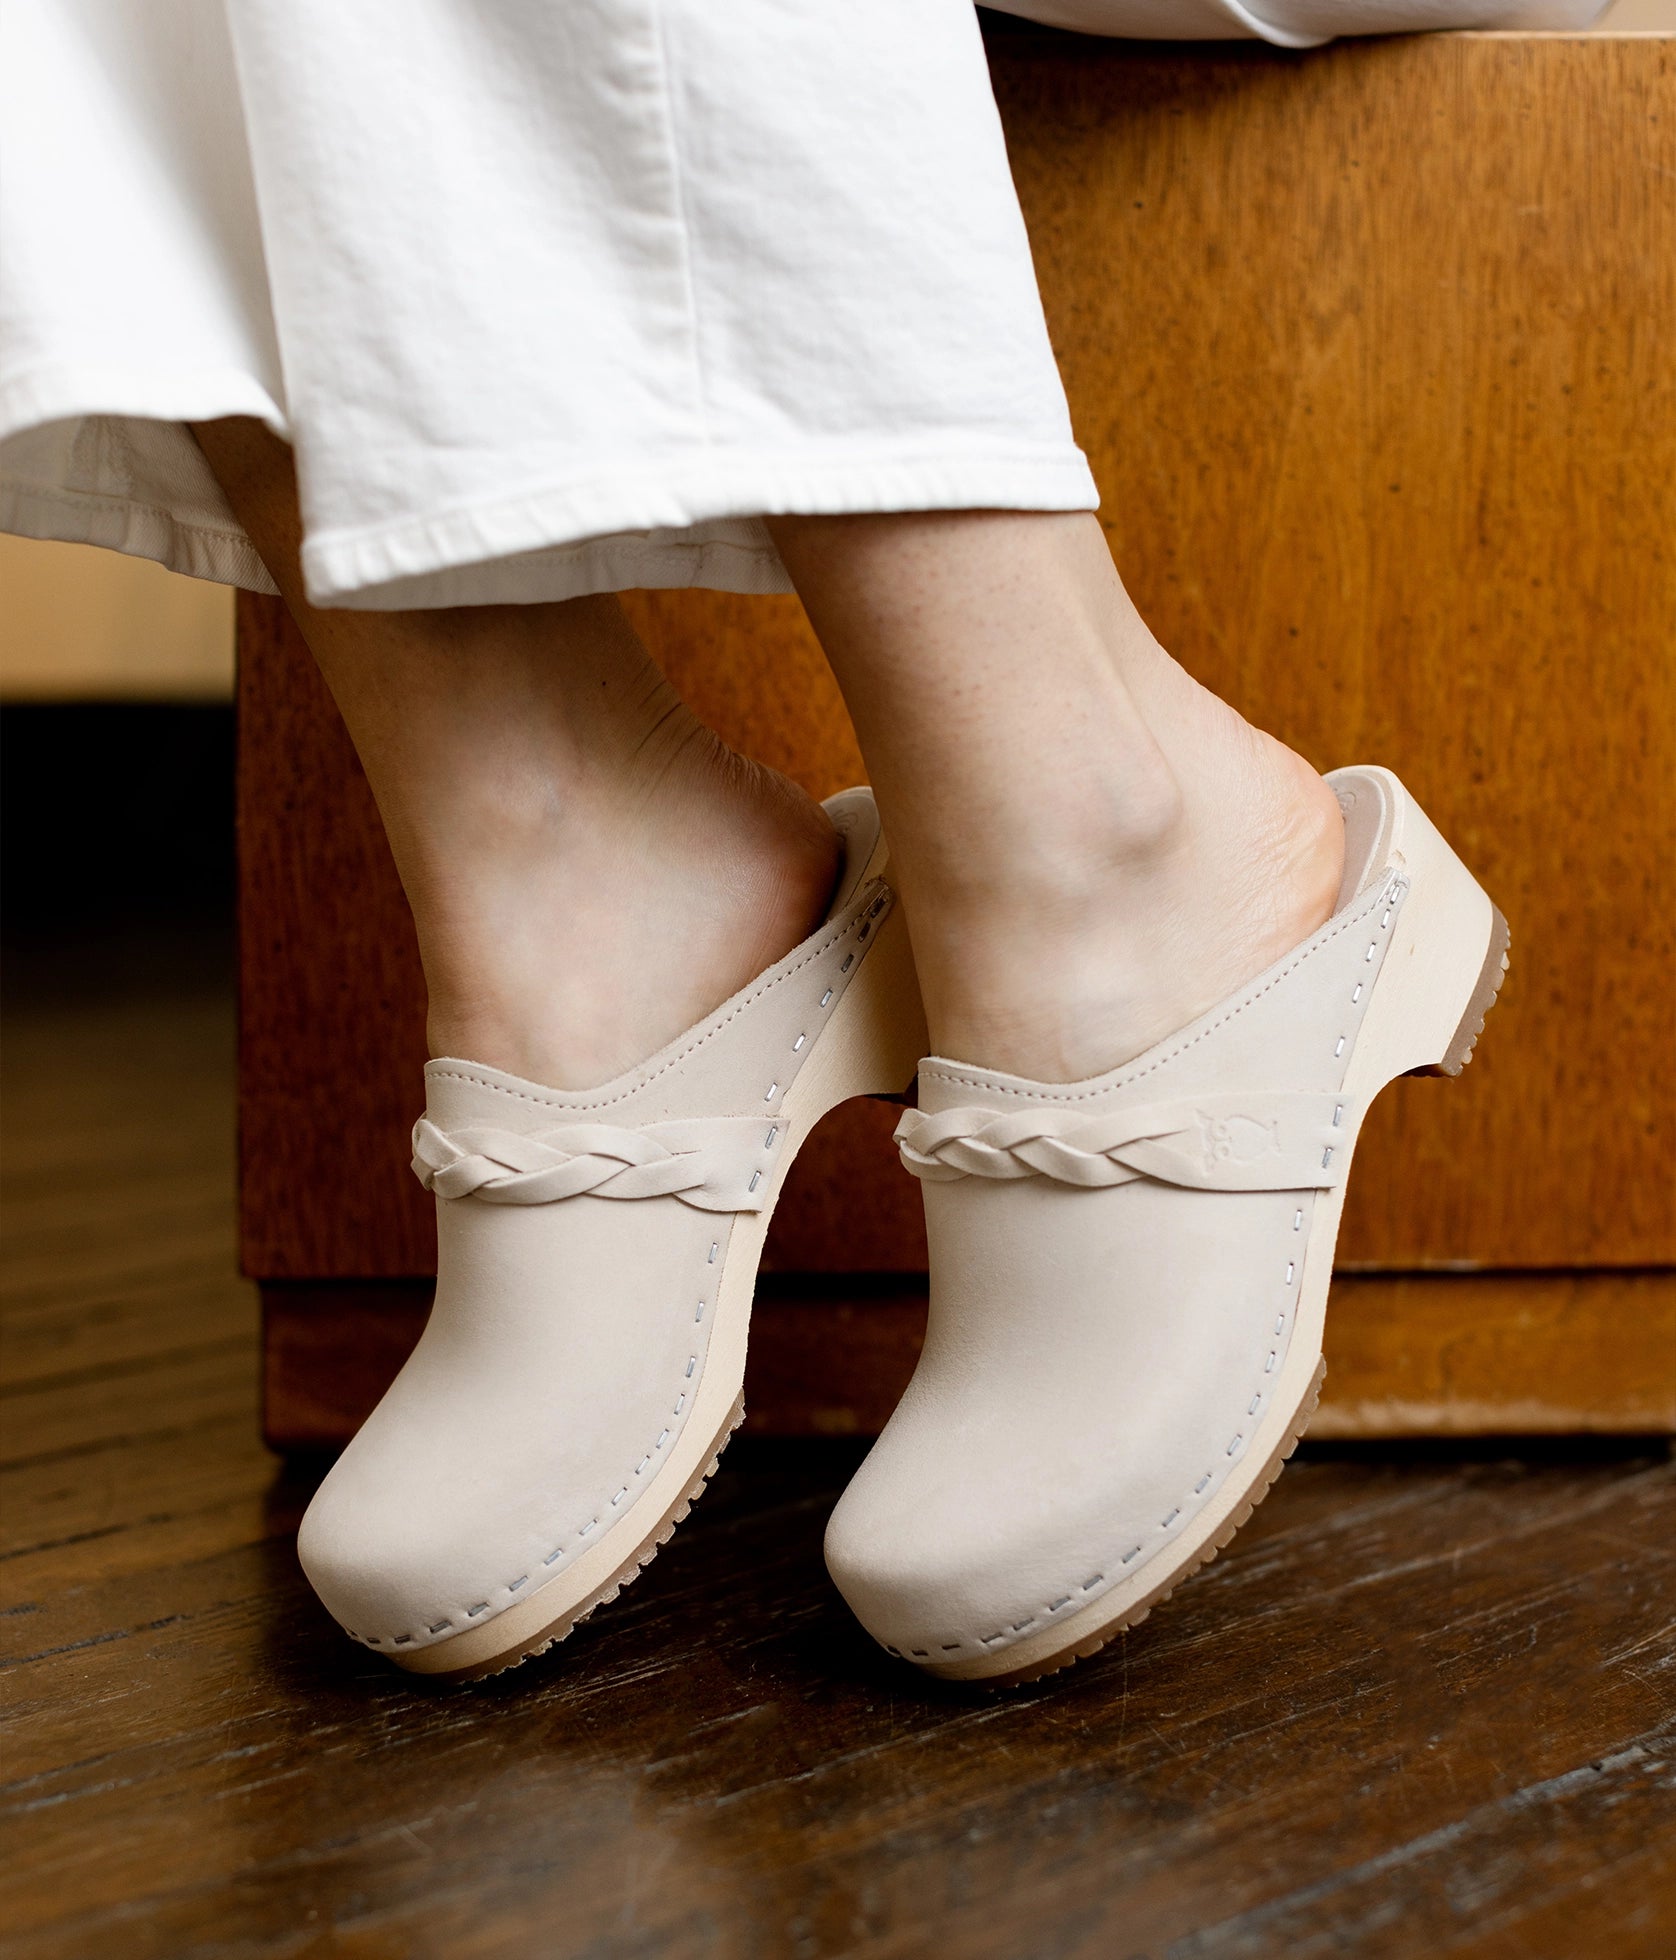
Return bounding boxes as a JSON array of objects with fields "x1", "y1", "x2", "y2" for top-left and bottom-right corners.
[{"x1": 825, "y1": 770, "x2": 1409, "y2": 1662}]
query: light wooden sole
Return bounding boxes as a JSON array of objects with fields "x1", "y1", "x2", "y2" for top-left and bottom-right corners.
[
  {"x1": 1411, "y1": 905, "x2": 1512, "y2": 1079},
  {"x1": 978, "y1": 1359, "x2": 1329, "y2": 1691},
  {"x1": 409, "y1": 1393, "x2": 748, "y2": 1686}
]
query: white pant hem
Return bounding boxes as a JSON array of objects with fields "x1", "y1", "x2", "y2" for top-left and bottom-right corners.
[
  {"x1": 0, "y1": 479, "x2": 280, "y2": 595},
  {"x1": 301, "y1": 444, "x2": 1100, "y2": 608}
]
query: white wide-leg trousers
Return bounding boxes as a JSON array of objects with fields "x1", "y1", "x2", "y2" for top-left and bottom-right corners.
[
  {"x1": 0, "y1": 0, "x2": 1602, "y2": 608},
  {"x1": 1, "y1": 0, "x2": 1098, "y2": 608}
]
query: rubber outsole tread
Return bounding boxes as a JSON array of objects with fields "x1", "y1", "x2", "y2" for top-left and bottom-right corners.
[
  {"x1": 969, "y1": 1360, "x2": 1327, "y2": 1690},
  {"x1": 411, "y1": 1395, "x2": 747, "y2": 1686},
  {"x1": 1410, "y1": 910, "x2": 1511, "y2": 1079}
]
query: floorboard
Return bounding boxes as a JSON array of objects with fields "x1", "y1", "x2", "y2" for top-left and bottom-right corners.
[{"x1": 1, "y1": 944, "x2": 1671, "y2": 1959}]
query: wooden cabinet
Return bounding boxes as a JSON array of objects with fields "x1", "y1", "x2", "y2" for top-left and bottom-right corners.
[{"x1": 245, "y1": 29, "x2": 1675, "y2": 1447}]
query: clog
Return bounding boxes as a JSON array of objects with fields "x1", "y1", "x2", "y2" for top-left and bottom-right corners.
[
  {"x1": 299, "y1": 789, "x2": 925, "y2": 1680},
  {"x1": 826, "y1": 766, "x2": 1508, "y2": 1684}
]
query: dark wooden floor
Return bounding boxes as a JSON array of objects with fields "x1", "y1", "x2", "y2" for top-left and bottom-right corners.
[{"x1": 2, "y1": 940, "x2": 1672, "y2": 1960}]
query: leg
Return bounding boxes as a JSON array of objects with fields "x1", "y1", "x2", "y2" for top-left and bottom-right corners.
[
  {"x1": 797, "y1": 510, "x2": 1508, "y2": 1682},
  {"x1": 204, "y1": 437, "x2": 928, "y2": 1680},
  {"x1": 767, "y1": 509, "x2": 1345, "y2": 1082},
  {"x1": 196, "y1": 418, "x2": 839, "y2": 1089}
]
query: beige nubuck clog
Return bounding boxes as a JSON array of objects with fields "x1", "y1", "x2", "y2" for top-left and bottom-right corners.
[
  {"x1": 824, "y1": 766, "x2": 1509, "y2": 1686},
  {"x1": 298, "y1": 790, "x2": 925, "y2": 1681}
]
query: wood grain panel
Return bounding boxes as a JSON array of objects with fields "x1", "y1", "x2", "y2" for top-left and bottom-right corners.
[
  {"x1": 991, "y1": 25, "x2": 1675, "y2": 1265},
  {"x1": 236, "y1": 593, "x2": 433, "y2": 1278},
  {"x1": 259, "y1": 1268, "x2": 1676, "y2": 1453},
  {"x1": 7, "y1": 1436, "x2": 1672, "y2": 1956}
]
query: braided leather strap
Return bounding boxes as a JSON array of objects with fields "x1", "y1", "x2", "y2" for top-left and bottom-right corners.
[
  {"x1": 895, "y1": 1091, "x2": 1352, "y2": 1193},
  {"x1": 412, "y1": 1114, "x2": 780, "y2": 1213}
]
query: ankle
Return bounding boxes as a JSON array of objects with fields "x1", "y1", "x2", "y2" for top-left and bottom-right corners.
[
  {"x1": 416, "y1": 737, "x2": 840, "y2": 1089},
  {"x1": 914, "y1": 712, "x2": 1344, "y2": 1083}
]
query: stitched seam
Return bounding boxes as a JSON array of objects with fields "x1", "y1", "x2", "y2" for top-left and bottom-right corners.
[
  {"x1": 647, "y1": 0, "x2": 713, "y2": 443},
  {"x1": 920, "y1": 878, "x2": 1402, "y2": 1106},
  {"x1": 360, "y1": 1189, "x2": 772, "y2": 1646},
  {"x1": 1, "y1": 477, "x2": 263, "y2": 549},
  {"x1": 904, "y1": 879, "x2": 1403, "y2": 1659},
  {"x1": 355, "y1": 1317, "x2": 710, "y2": 1648},
  {"x1": 428, "y1": 885, "x2": 882, "y2": 1115},
  {"x1": 952, "y1": 1216, "x2": 1310, "y2": 1653}
]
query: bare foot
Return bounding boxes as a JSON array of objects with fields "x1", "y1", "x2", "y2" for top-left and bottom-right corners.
[
  {"x1": 765, "y1": 507, "x2": 1345, "y2": 1088},
  {"x1": 925, "y1": 677, "x2": 1345, "y2": 1083},
  {"x1": 418, "y1": 712, "x2": 840, "y2": 1090}
]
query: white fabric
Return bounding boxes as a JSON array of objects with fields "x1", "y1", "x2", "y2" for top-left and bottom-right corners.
[
  {"x1": 0, "y1": 0, "x2": 1607, "y2": 610},
  {"x1": 1, "y1": 0, "x2": 1095, "y2": 609},
  {"x1": 992, "y1": 0, "x2": 1608, "y2": 48}
]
